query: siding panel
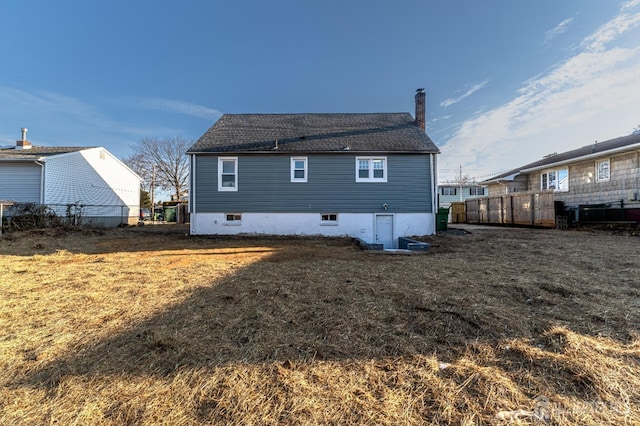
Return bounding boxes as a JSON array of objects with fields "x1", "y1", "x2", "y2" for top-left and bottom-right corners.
[
  {"x1": 0, "y1": 162, "x2": 41, "y2": 202},
  {"x1": 194, "y1": 154, "x2": 433, "y2": 213}
]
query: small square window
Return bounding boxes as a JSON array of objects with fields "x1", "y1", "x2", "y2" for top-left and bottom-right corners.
[
  {"x1": 321, "y1": 213, "x2": 338, "y2": 222},
  {"x1": 225, "y1": 213, "x2": 242, "y2": 222}
]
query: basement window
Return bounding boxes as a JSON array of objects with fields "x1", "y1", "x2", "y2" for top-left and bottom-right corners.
[
  {"x1": 321, "y1": 213, "x2": 338, "y2": 225},
  {"x1": 225, "y1": 213, "x2": 242, "y2": 224}
]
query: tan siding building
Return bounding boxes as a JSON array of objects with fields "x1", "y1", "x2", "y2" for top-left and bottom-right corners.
[{"x1": 481, "y1": 132, "x2": 640, "y2": 222}]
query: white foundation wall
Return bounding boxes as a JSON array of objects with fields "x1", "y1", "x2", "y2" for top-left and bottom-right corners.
[{"x1": 190, "y1": 212, "x2": 435, "y2": 246}]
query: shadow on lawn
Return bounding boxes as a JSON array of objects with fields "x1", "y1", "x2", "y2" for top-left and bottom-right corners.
[
  {"x1": 14, "y1": 238, "x2": 507, "y2": 388},
  {"x1": 11, "y1": 227, "x2": 640, "y2": 413},
  {"x1": 0, "y1": 224, "x2": 352, "y2": 256}
]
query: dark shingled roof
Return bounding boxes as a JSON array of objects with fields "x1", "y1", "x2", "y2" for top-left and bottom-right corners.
[
  {"x1": 481, "y1": 132, "x2": 640, "y2": 183},
  {"x1": 0, "y1": 146, "x2": 91, "y2": 160},
  {"x1": 187, "y1": 113, "x2": 439, "y2": 154}
]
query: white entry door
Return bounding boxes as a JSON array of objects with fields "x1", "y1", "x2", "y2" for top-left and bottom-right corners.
[{"x1": 375, "y1": 214, "x2": 394, "y2": 249}]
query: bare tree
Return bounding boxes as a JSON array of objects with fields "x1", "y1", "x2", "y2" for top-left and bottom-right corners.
[
  {"x1": 454, "y1": 165, "x2": 472, "y2": 201},
  {"x1": 125, "y1": 137, "x2": 190, "y2": 201}
]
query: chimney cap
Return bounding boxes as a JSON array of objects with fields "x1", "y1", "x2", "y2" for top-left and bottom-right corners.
[{"x1": 416, "y1": 88, "x2": 425, "y2": 93}]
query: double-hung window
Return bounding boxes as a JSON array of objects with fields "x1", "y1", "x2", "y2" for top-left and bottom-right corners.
[
  {"x1": 291, "y1": 157, "x2": 308, "y2": 182},
  {"x1": 541, "y1": 168, "x2": 568, "y2": 192},
  {"x1": 218, "y1": 157, "x2": 238, "y2": 191},
  {"x1": 596, "y1": 159, "x2": 610, "y2": 182},
  {"x1": 469, "y1": 187, "x2": 485, "y2": 196},
  {"x1": 356, "y1": 157, "x2": 387, "y2": 182},
  {"x1": 441, "y1": 187, "x2": 456, "y2": 196}
]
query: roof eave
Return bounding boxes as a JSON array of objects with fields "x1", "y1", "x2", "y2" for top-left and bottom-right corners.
[
  {"x1": 520, "y1": 142, "x2": 640, "y2": 173},
  {"x1": 187, "y1": 150, "x2": 439, "y2": 155}
]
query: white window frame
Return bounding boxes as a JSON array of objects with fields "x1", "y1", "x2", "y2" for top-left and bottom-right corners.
[
  {"x1": 218, "y1": 157, "x2": 238, "y2": 192},
  {"x1": 356, "y1": 157, "x2": 387, "y2": 182},
  {"x1": 541, "y1": 168, "x2": 569, "y2": 192},
  {"x1": 291, "y1": 157, "x2": 308, "y2": 183},
  {"x1": 469, "y1": 187, "x2": 484, "y2": 196},
  {"x1": 441, "y1": 187, "x2": 457, "y2": 196},
  {"x1": 596, "y1": 159, "x2": 610, "y2": 182},
  {"x1": 320, "y1": 213, "x2": 338, "y2": 225}
]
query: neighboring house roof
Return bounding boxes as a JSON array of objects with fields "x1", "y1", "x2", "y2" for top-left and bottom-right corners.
[
  {"x1": 0, "y1": 146, "x2": 91, "y2": 161},
  {"x1": 187, "y1": 113, "x2": 439, "y2": 154},
  {"x1": 481, "y1": 132, "x2": 640, "y2": 184},
  {"x1": 438, "y1": 182, "x2": 486, "y2": 187}
]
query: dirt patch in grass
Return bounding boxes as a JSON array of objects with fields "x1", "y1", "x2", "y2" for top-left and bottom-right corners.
[{"x1": 1, "y1": 224, "x2": 639, "y2": 424}]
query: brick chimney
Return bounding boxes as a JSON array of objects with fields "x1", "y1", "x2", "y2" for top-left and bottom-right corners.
[
  {"x1": 16, "y1": 128, "x2": 32, "y2": 150},
  {"x1": 415, "y1": 88, "x2": 425, "y2": 130}
]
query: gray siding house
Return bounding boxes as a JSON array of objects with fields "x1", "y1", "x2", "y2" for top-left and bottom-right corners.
[
  {"x1": 187, "y1": 89, "x2": 440, "y2": 247},
  {"x1": 480, "y1": 132, "x2": 640, "y2": 222}
]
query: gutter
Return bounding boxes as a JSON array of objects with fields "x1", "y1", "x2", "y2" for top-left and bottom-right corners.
[
  {"x1": 520, "y1": 144, "x2": 640, "y2": 173},
  {"x1": 186, "y1": 149, "x2": 440, "y2": 155}
]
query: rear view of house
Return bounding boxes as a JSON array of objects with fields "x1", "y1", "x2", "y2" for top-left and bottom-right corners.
[
  {"x1": 0, "y1": 128, "x2": 141, "y2": 226},
  {"x1": 187, "y1": 90, "x2": 440, "y2": 247}
]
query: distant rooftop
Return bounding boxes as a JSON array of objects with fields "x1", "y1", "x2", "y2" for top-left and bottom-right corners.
[
  {"x1": 481, "y1": 132, "x2": 640, "y2": 183},
  {"x1": 0, "y1": 146, "x2": 92, "y2": 161}
]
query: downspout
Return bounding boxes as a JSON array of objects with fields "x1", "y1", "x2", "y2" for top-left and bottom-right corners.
[
  {"x1": 431, "y1": 153, "x2": 438, "y2": 234},
  {"x1": 189, "y1": 154, "x2": 196, "y2": 234},
  {"x1": 35, "y1": 159, "x2": 45, "y2": 204}
]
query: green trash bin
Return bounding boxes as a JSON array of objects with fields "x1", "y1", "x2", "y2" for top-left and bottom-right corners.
[
  {"x1": 164, "y1": 206, "x2": 177, "y2": 222},
  {"x1": 436, "y1": 207, "x2": 450, "y2": 231}
]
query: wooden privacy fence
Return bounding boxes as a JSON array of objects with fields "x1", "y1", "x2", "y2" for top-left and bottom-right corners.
[{"x1": 465, "y1": 193, "x2": 555, "y2": 227}]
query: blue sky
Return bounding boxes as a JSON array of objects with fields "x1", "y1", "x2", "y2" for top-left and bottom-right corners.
[{"x1": 1, "y1": 0, "x2": 639, "y2": 183}]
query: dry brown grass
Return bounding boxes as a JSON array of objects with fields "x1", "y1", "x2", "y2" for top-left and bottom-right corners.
[{"x1": 1, "y1": 224, "x2": 639, "y2": 425}]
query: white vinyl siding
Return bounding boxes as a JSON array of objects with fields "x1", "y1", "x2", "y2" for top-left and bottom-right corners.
[{"x1": 0, "y1": 162, "x2": 42, "y2": 202}]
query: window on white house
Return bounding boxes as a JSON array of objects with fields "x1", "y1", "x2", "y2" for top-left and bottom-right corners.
[
  {"x1": 225, "y1": 213, "x2": 242, "y2": 223},
  {"x1": 321, "y1": 213, "x2": 338, "y2": 223},
  {"x1": 541, "y1": 168, "x2": 568, "y2": 192},
  {"x1": 356, "y1": 157, "x2": 387, "y2": 182},
  {"x1": 469, "y1": 187, "x2": 485, "y2": 196},
  {"x1": 218, "y1": 157, "x2": 238, "y2": 191},
  {"x1": 596, "y1": 159, "x2": 610, "y2": 182},
  {"x1": 291, "y1": 157, "x2": 307, "y2": 182},
  {"x1": 441, "y1": 187, "x2": 456, "y2": 196}
]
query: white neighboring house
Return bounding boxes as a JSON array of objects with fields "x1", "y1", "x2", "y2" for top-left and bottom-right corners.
[
  {"x1": 438, "y1": 182, "x2": 487, "y2": 207},
  {"x1": 0, "y1": 129, "x2": 141, "y2": 226}
]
